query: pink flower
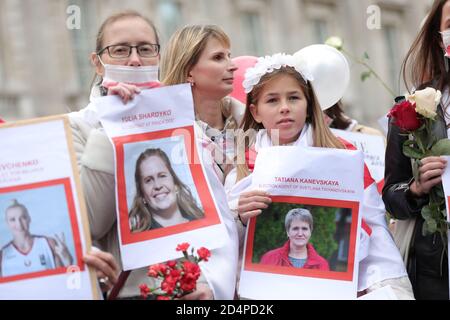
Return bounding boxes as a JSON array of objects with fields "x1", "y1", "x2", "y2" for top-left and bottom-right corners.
[
  {"x1": 176, "y1": 243, "x2": 190, "y2": 252},
  {"x1": 197, "y1": 247, "x2": 211, "y2": 262}
]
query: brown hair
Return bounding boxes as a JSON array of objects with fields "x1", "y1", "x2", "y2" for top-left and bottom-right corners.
[
  {"x1": 91, "y1": 10, "x2": 160, "y2": 88},
  {"x1": 402, "y1": 0, "x2": 450, "y2": 92},
  {"x1": 325, "y1": 101, "x2": 353, "y2": 130},
  {"x1": 235, "y1": 67, "x2": 344, "y2": 181},
  {"x1": 128, "y1": 148, "x2": 204, "y2": 232}
]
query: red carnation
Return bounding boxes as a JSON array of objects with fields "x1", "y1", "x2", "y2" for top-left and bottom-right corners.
[
  {"x1": 197, "y1": 247, "x2": 211, "y2": 262},
  {"x1": 183, "y1": 260, "x2": 201, "y2": 279},
  {"x1": 167, "y1": 260, "x2": 177, "y2": 269},
  {"x1": 180, "y1": 276, "x2": 197, "y2": 292},
  {"x1": 157, "y1": 295, "x2": 171, "y2": 300},
  {"x1": 139, "y1": 284, "x2": 151, "y2": 299},
  {"x1": 388, "y1": 100, "x2": 422, "y2": 131},
  {"x1": 148, "y1": 263, "x2": 167, "y2": 278},
  {"x1": 176, "y1": 243, "x2": 190, "y2": 252},
  {"x1": 161, "y1": 276, "x2": 178, "y2": 295}
]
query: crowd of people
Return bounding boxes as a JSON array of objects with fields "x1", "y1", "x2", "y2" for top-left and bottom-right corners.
[{"x1": 2, "y1": 0, "x2": 450, "y2": 300}]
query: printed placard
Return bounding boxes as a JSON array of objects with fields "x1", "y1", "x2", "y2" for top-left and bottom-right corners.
[
  {"x1": 0, "y1": 116, "x2": 98, "y2": 299},
  {"x1": 239, "y1": 146, "x2": 364, "y2": 300},
  {"x1": 331, "y1": 129, "x2": 385, "y2": 191},
  {"x1": 96, "y1": 84, "x2": 228, "y2": 270}
]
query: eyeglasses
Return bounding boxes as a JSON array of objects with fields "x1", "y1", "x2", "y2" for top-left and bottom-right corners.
[{"x1": 98, "y1": 44, "x2": 160, "y2": 59}]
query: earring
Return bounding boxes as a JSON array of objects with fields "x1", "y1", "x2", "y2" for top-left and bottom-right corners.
[
  {"x1": 142, "y1": 198, "x2": 147, "y2": 205},
  {"x1": 189, "y1": 81, "x2": 195, "y2": 87}
]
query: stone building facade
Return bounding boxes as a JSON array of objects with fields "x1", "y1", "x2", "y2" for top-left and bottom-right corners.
[{"x1": 0, "y1": 0, "x2": 432, "y2": 129}]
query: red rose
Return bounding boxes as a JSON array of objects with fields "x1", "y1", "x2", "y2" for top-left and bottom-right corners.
[
  {"x1": 388, "y1": 100, "x2": 422, "y2": 131},
  {"x1": 176, "y1": 243, "x2": 190, "y2": 252},
  {"x1": 197, "y1": 247, "x2": 211, "y2": 262},
  {"x1": 139, "y1": 284, "x2": 151, "y2": 299}
]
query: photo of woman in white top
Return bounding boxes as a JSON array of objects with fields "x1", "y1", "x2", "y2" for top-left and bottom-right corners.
[{"x1": 0, "y1": 199, "x2": 73, "y2": 278}]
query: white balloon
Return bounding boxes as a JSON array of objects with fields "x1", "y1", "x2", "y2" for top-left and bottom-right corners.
[{"x1": 293, "y1": 44, "x2": 350, "y2": 110}]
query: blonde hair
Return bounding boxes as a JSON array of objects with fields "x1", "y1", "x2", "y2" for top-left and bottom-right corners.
[
  {"x1": 5, "y1": 199, "x2": 30, "y2": 220},
  {"x1": 236, "y1": 67, "x2": 344, "y2": 181},
  {"x1": 160, "y1": 24, "x2": 230, "y2": 85}
]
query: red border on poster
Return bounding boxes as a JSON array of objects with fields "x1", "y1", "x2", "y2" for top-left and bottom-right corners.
[
  {"x1": 0, "y1": 178, "x2": 84, "y2": 283},
  {"x1": 114, "y1": 125, "x2": 221, "y2": 245},
  {"x1": 244, "y1": 195, "x2": 359, "y2": 281}
]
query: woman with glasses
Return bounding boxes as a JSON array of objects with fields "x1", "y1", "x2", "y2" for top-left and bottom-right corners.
[{"x1": 69, "y1": 11, "x2": 219, "y2": 300}]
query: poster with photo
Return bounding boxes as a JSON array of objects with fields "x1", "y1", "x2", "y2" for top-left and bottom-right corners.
[
  {"x1": 331, "y1": 129, "x2": 385, "y2": 192},
  {"x1": 0, "y1": 116, "x2": 98, "y2": 299},
  {"x1": 96, "y1": 84, "x2": 228, "y2": 270},
  {"x1": 239, "y1": 146, "x2": 364, "y2": 300}
]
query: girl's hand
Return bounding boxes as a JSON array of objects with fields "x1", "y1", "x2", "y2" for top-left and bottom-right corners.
[
  {"x1": 410, "y1": 156, "x2": 447, "y2": 197},
  {"x1": 107, "y1": 83, "x2": 141, "y2": 104},
  {"x1": 237, "y1": 190, "x2": 272, "y2": 225},
  {"x1": 83, "y1": 247, "x2": 120, "y2": 292}
]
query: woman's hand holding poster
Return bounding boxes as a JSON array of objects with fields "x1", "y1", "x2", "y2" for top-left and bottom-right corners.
[
  {"x1": 0, "y1": 116, "x2": 98, "y2": 299},
  {"x1": 95, "y1": 84, "x2": 229, "y2": 270},
  {"x1": 239, "y1": 146, "x2": 364, "y2": 300}
]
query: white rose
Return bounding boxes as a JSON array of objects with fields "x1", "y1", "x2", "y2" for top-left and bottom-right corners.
[
  {"x1": 325, "y1": 36, "x2": 343, "y2": 51},
  {"x1": 407, "y1": 87, "x2": 442, "y2": 119}
]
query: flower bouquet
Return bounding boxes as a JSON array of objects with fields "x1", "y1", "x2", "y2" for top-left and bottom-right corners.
[
  {"x1": 139, "y1": 243, "x2": 211, "y2": 300},
  {"x1": 388, "y1": 87, "x2": 450, "y2": 243}
]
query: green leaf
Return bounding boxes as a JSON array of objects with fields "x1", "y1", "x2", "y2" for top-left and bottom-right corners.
[
  {"x1": 403, "y1": 145, "x2": 424, "y2": 159},
  {"x1": 421, "y1": 205, "x2": 432, "y2": 220},
  {"x1": 363, "y1": 52, "x2": 370, "y2": 60},
  {"x1": 361, "y1": 71, "x2": 372, "y2": 82},
  {"x1": 403, "y1": 139, "x2": 417, "y2": 148},
  {"x1": 430, "y1": 139, "x2": 450, "y2": 156}
]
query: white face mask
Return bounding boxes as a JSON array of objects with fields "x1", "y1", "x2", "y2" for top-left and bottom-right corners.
[
  {"x1": 99, "y1": 58, "x2": 160, "y2": 89},
  {"x1": 441, "y1": 29, "x2": 450, "y2": 58}
]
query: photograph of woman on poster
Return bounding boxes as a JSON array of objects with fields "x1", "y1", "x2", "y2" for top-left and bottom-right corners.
[
  {"x1": 0, "y1": 199, "x2": 74, "y2": 278},
  {"x1": 260, "y1": 208, "x2": 330, "y2": 271},
  {"x1": 128, "y1": 148, "x2": 204, "y2": 232}
]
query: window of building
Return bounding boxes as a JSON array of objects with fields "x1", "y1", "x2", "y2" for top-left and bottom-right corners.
[
  {"x1": 383, "y1": 24, "x2": 401, "y2": 94},
  {"x1": 240, "y1": 11, "x2": 264, "y2": 56},
  {"x1": 68, "y1": 0, "x2": 97, "y2": 93},
  {"x1": 157, "y1": 0, "x2": 183, "y2": 43}
]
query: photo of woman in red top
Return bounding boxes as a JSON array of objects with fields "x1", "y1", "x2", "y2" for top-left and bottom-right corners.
[{"x1": 260, "y1": 208, "x2": 329, "y2": 270}]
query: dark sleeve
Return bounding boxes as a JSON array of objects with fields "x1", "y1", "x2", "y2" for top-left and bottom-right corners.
[{"x1": 382, "y1": 117, "x2": 429, "y2": 219}]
